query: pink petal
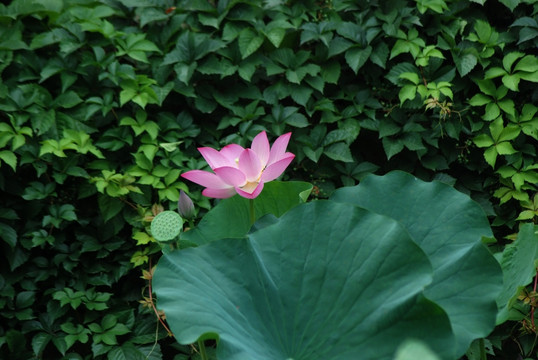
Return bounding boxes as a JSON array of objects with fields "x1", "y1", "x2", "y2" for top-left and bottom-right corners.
[
  {"x1": 267, "y1": 132, "x2": 292, "y2": 166},
  {"x1": 238, "y1": 148, "x2": 263, "y2": 182},
  {"x1": 213, "y1": 166, "x2": 247, "y2": 187},
  {"x1": 236, "y1": 182, "x2": 264, "y2": 199},
  {"x1": 251, "y1": 131, "x2": 270, "y2": 167},
  {"x1": 202, "y1": 188, "x2": 236, "y2": 199},
  {"x1": 220, "y1": 144, "x2": 244, "y2": 165},
  {"x1": 261, "y1": 153, "x2": 295, "y2": 182},
  {"x1": 198, "y1": 147, "x2": 229, "y2": 169},
  {"x1": 181, "y1": 170, "x2": 231, "y2": 189}
]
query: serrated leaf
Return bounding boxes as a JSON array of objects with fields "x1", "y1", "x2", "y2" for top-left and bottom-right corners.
[
  {"x1": 399, "y1": 85, "x2": 417, "y2": 104},
  {"x1": 502, "y1": 74, "x2": 520, "y2": 91},
  {"x1": 496, "y1": 142, "x2": 517, "y2": 155},
  {"x1": 468, "y1": 93, "x2": 491, "y2": 106},
  {"x1": 483, "y1": 103, "x2": 500, "y2": 121},
  {"x1": 520, "y1": 70, "x2": 538, "y2": 82},
  {"x1": 473, "y1": 134, "x2": 494, "y2": 148},
  {"x1": 345, "y1": 46, "x2": 372, "y2": 73},
  {"x1": 107, "y1": 342, "x2": 162, "y2": 360},
  {"x1": 484, "y1": 67, "x2": 507, "y2": 79},
  {"x1": 321, "y1": 61, "x2": 340, "y2": 84},
  {"x1": 370, "y1": 42, "x2": 389, "y2": 69},
  {"x1": 0, "y1": 223, "x2": 17, "y2": 247},
  {"x1": 399, "y1": 72, "x2": 420, "y2": 84},
  {"x1": 328, "y1": 36, "x2": 353, "y2": 57},
  {"x1": 484, "y1": 146, "x2": 498, "y2": 167},
  {"x1": 324, "y1": 142, "x2": 353, "y2": 162},
  {"x1": 514, "y1": 55, "x2": 538, "y2": 73},
  {"x1": 31, "y1": 333, "x2": 51, "y2": 357},
  {"x1": 497, "y1": 99, "x2": 515, "y2": 116},
  {"x1": 476, "y1": 79, "x2": 496, "y2": 97},
  {"x1": 454, "y1": 53, "x2": 477, "y2": 77},
  {"x1": 289, "y1": 85, "x2": 313, "y2": 106},
  {"x1": 499, "y1": 0, "x2": 520, "y2": 11},
  {"x1": 265, "y1": 28, "x2": 286, "y2": 48},
  {"x1": 382, "y1": 137, "x2": 404, "y2": 159},
  {"x1": 0, "y1": 150, "x2": 16, "y2": 171},
  {"x1": 497, "y1": 224, "x2": 538, "y2": 323},
  {"x1": 503, "y1": 52, "x2": 524, "y2": 72},
  {"x1": 499, "y1": 126, "x2": 520, "y2": 142},
  {"x1": 238, "y1": 28, "x2": 264, "y2": 59}
]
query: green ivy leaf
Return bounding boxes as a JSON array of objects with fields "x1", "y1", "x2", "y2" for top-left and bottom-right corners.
[
  {"x1": 238, "y1": 28, "x2": 264, "y2": 59},
  {"x1": 499, "y1": 0, "x2": 520, "y2": 11},
  {"x1": 454, "y1": 53, "x2": 477, "y2": 77},
  {"x1": 31, "y1": 332, "x2": 51, "y2": 357},
  {"x1": 483, "y1": 103, "x2": 500, "y2": 121},
  {"x1": 502, "y1": 74, "x2": 520, "y2": 91},
  {"x1": 399, "y1": 85, "x2": 417, "y2": 104},
  {"x1": 382, "y1": 137, "x2": 404, "y2": 159},
  {"x1": 0, "y1": 150, "x2": 17, "y2": 171},
  {"x1": 345, "y1": 46, "x2": 372, "y2": 73},
  {"x1": 324, "y1": 142, "x2": 353, "y2": 162},
  {"x1": 514, "y1": 55, "x2": 538, "y2": 72}
]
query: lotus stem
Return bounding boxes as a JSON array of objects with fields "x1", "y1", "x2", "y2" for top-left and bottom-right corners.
[
  {"x1": 479, "y1": 338, "x2": 486, "y2": 360},
  {"x1": 198, "y1": 339, "x2": 208, "y2": 360}
]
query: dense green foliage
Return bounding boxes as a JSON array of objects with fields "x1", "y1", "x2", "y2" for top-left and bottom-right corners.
[{"x1": 0, "y1": 0, "x2": 538, "y2": 358}]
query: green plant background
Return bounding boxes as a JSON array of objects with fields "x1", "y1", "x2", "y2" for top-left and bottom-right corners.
[{"x1": 1, "y1": 0, "x2": 538, "y2": 359}]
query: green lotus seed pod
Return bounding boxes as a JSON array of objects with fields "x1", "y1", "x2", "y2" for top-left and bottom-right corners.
[{"x1": 151, "y1": 211, "x2": 183, "y2": 242}]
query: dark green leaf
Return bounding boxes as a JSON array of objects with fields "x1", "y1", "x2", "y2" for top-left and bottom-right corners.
[
  {"x1": 155, "y1": 201, "x2": 455, "y2": 360},
  {"x1": 331, "y1": 172, "x2": 503, "y2": 357}
]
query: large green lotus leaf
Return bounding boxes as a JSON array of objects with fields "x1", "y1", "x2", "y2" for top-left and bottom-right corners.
[
  {"x1": 154, "y1": 201, "x2": 456, "y2": 360},
  {"x1": 181, "y1": 181, "x2": 312, "y2": 246},
  {"x1": 497, "y1": 223, "x2": 538, "y2": 324},
  {"x1": 331, "y1": 171, "x2": 503, "y2": 357}
]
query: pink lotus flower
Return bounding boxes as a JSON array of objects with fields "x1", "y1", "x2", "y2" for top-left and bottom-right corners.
[{"x1": 181, "y1": 131, "x2": 295, "y2": 199}]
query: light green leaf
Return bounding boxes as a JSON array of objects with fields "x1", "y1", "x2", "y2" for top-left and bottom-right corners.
[
  {"x1": 503, "y1": 52, "x2": 524, "y2": 72},
  {"x1": 484, "y1": 146, "x2": 498, "y2": 167},
  {"x1": 399, "y1": 72, "x2": 421, "y2": 84},
  {"x1": 0, "y1": 150, "x2": 16, "y2": 171},
  {"x1": 476, "y1": 79, "x2": 496, "y2": 97},
  {"x1": 498, "y1": 99, "x2": 515, "y2": 116},
  {"x1": 496, "y1": 141, "x2": 517, "y2": 155},
  {"x1": 468, "y1": 93, "x2": 491, "y2": 106},
  {"x1": 502, "y1": 74, "x2": 520, "y2": 91},
  {"x1": 519, "y1": 70, "x2": 538, "y2": 82},
  {"x1": 483, "y1": 103, "x2": 500, "y2": 121},
  {"x1": 399, "y1": 85, "x2": 417, "y2": 104},
  {"x1": 498, "y1": 125, "x2": 520, "y2": 142},
  {"x1": 514, "y1": 55, "x2": 538, "y2": 73},
  {"x1": 484, "y1": 67, "x2": 507, "y2": 79}
]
